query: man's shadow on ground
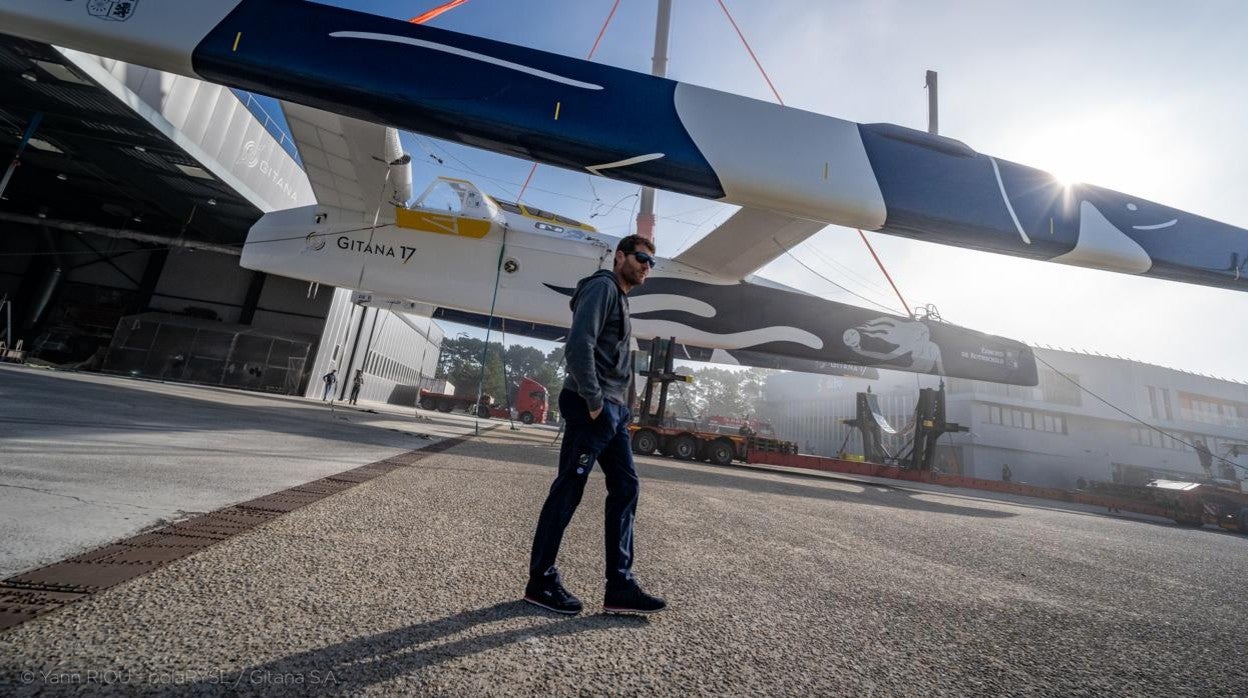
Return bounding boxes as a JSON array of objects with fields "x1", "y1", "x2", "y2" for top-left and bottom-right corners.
[{"x1": 193, "y1": 601, "x2": 642, "y2": 692}]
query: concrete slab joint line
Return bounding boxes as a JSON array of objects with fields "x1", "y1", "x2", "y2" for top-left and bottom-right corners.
[{"x1": 0, "y1": 433, "x2": 474, "y2": 633}]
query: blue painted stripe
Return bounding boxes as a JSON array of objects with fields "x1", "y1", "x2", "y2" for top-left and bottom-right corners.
[
  {"x1": 192, "y1": 0, "x2": 724, "y2": 199},
  {"x1": 858, "y1": 123, "x2": 1248, "y2": 290}
]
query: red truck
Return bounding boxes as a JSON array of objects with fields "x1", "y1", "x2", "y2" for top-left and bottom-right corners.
[{"x1": 419, "y1": 376, "x2": 549, "y2": 424}]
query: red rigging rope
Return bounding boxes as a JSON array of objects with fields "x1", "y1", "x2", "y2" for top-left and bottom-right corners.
[
  {"x1": 587, "y1": 0, "x2": 622, "y2": 60},
  {"x1": 516, "y1": 162, "x2": 539, "y2": 204},
  {"x1": 714, "y1": 0, "x2": 784, "y2": 106},
  {"x1": 857, "y1": 229, "x2": 913, "y2": 317},
  {"x1": 516, "y1": 0, "x2": 622, "y2": 204},
  {"x1": 409, "y1": 0, "x2": 469, "y2": 24},
  {"x1": 716, "y1": 0, "x2": 912, "y2": 316}
]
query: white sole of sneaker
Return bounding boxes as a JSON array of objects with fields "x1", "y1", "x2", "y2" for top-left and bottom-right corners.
[{"x1": 523, "y1": 596, "x2": 581, "y2": 615}]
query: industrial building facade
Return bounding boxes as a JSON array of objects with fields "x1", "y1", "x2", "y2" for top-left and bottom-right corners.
[{"x1": 763, "y1": 348, "x2": 1248, "y2": 490}]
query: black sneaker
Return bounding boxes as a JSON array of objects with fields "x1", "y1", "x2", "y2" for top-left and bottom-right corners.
[
  {"x1": 524, "y1": 577, "x2": 583, "y2": 615},
  {"x1": 603, "y1": 581, "x2": 667, "y2": 615}
]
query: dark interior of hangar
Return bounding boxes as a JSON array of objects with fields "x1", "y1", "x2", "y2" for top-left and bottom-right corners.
[{"x1": 0, "y1": 35, "x2": 329, "y2": 390}]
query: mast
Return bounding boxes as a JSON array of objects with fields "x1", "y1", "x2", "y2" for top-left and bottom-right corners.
[{"x1": 635, "y1": 0, "x2": 672, "y2": 242}]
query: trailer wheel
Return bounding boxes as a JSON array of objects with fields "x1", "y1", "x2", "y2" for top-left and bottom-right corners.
[
  {"x1": 520, "y1": 411, "x2": 535, "y2": 425},
  {"x1": 632, "y1": 429, "x2": 659, "y2": 456},
  {"x1": 437, "y1": 398, "x2": 455, "y2": 413},
  {"x1": 673, "y1": 435, "x2": 698, "y2": 460},
  {"x1": 708, "y1": 439, "x2": 735, "y2": 466},
  {"x1": 419, "y1": 396, "x2": 437, "y2": 410}
]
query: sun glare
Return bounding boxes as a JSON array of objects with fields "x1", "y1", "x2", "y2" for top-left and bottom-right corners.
[
  {"x1": 1050, "y1": 168, "x2": 1080, "y2": 188},
  {"x1": 1017, "y1": 112, "x2": 1153, "y2": 193},
  {"x1": 1032, "y1": 143, "x2": 1090, "y2": 189}
]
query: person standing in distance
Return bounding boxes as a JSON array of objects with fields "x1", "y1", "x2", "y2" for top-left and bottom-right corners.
[{"x1": 525, "y1": 234, "x2": 666, "y2": 615}]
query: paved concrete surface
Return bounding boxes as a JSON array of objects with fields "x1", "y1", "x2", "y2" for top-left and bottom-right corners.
[
  {"x1": 0, "y1": 364, "x2": 483, "y2": 578},
  {"x1": 1, "y1": 411, "x2": 1246, "y2": 695}
]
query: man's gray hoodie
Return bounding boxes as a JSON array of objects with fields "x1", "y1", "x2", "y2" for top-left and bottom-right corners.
[{"x1": 563, "y1": 269, "x2": 632, "y2": 413}]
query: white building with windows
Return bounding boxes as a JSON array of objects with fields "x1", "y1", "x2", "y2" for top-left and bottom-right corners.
[
  {"x1": 762, "y1": 348, "x2": 1248, "y2": 489},
  {"x1": 305, "y1": 288, "x2": 444, "y2": 404}
]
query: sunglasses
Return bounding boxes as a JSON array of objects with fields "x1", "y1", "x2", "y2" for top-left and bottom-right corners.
[{"x1": 627, "y1": 251, "x2": 656, "y2": 268}]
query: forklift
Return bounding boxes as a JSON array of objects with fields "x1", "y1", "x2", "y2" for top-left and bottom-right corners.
[
  {"x1": 629, "y1": 338, "x2": 751, "y2": 465},
  {"x1": 629, "y1": 337, "x2": 797, "y2": 465}
]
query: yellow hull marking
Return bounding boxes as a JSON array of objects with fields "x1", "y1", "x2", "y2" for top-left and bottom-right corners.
[{"x1": 395, "y1": 208, "x2": 492, "y2": 239}]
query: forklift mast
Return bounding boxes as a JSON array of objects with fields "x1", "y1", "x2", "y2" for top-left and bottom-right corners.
[{"x1": 636, "y1": 337, "x2": 687, "y2": 428}]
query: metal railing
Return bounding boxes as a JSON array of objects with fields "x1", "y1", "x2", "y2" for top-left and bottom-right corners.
[{"x1": 1178, "y1": 407, "x2": 1248, "y2": 430}]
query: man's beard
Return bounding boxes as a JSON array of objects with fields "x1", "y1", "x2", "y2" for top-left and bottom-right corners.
[{"x1": 624, "y1": 266, "x2": 648, "y2": 286}]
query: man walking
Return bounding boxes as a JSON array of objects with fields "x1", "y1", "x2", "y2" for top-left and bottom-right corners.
[
  {"x1": 321, "y1": 368, "x2": 337, "y2": 401},
  {"x1": 348, "y1": 369, "x2": 364, "y2": 405},
  {"x1": 526, "y1": 234, "x2": 666, "y2": 616}
]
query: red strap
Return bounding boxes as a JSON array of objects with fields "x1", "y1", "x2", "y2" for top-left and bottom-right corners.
[
  {"x1": 409, "y1": 0, "x2": 469, "y2": 24},
  {"x1": 715, "y1": 0, "x2": 784, "y2": 105},
  {"x1": 516, "y1": 162, "x2": 539, "y2": 203},
  {"x1": 517, "y1": 0, "x2": 622, "y2": 203},
  {"x1": 587, "y1": 0, "x2": 622, "y2": 60},
  {"x1": 857, "y1": 229, "x2": 912, "y2": 317}
]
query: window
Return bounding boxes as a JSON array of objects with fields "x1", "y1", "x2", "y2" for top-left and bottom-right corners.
[
  {"x1": 1040, "y1": 370, "x2": 1082, "y2": 406},
  {"x1": 1131, "y1": 427, "x2": 1191, "y2": 451},
  {"x1": 983, "y1": 404, "x2": 1065, "y2": 434},
  {"x1": 1147, "y1": 386, "x2": 1175, "y2": 420},
  {"x1": 552, "y1": 212, "x2": 587, "y2": 227},
  {"x1": 520, "y1": 204, "x2": 556, "y2": 220},
  {"x1": 948, "y1": 378, "x2": 974, "y2": 395}
]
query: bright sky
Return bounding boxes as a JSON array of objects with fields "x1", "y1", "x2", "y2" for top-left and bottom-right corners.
[{"x1": 315, "y1": 0, "x2": 1248, "y2": 382}]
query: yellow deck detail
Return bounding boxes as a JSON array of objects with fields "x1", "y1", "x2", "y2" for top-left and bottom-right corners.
[{"x1": 395, "y1": 208, "x2": 492, "y2": 239}]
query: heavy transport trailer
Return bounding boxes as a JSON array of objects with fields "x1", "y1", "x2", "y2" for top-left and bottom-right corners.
[
  {"x1": 418, "y1": 388, "x2": 495, "y2": 417},
  {"x1": 628, "y1": 423, "x2": 747, "y2": 467},
  {"x1": 628, "y1": 338, "x2": 798, "y2": 466},
  {"x1": 1084, "y1": 479, "x2": 1248, "y2": 531},
  {"x1": 419, "y1": 376, "x2": 549, "y2": 423}
]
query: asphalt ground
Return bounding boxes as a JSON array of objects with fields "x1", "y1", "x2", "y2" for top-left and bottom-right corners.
[
  {"x1": 1, "y1": 366, "x2": 1246, "y2": 694},
  {"x1": 0, "y1": 364, "x2": 475, "y2": 578}
]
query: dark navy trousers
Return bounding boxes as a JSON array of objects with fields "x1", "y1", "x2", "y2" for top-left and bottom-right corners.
[{"x1": 529, "y1": 389, "x2": 638, "y2": 586}]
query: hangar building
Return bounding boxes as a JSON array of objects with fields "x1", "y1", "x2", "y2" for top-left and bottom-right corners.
[{"x1": 0, "y1": 36, "x2": 441, "y2": 401}]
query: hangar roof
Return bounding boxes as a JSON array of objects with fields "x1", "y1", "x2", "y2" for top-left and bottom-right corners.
[{"x1": 0, "y1": 36, "x2": 261, "y2": 250}]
